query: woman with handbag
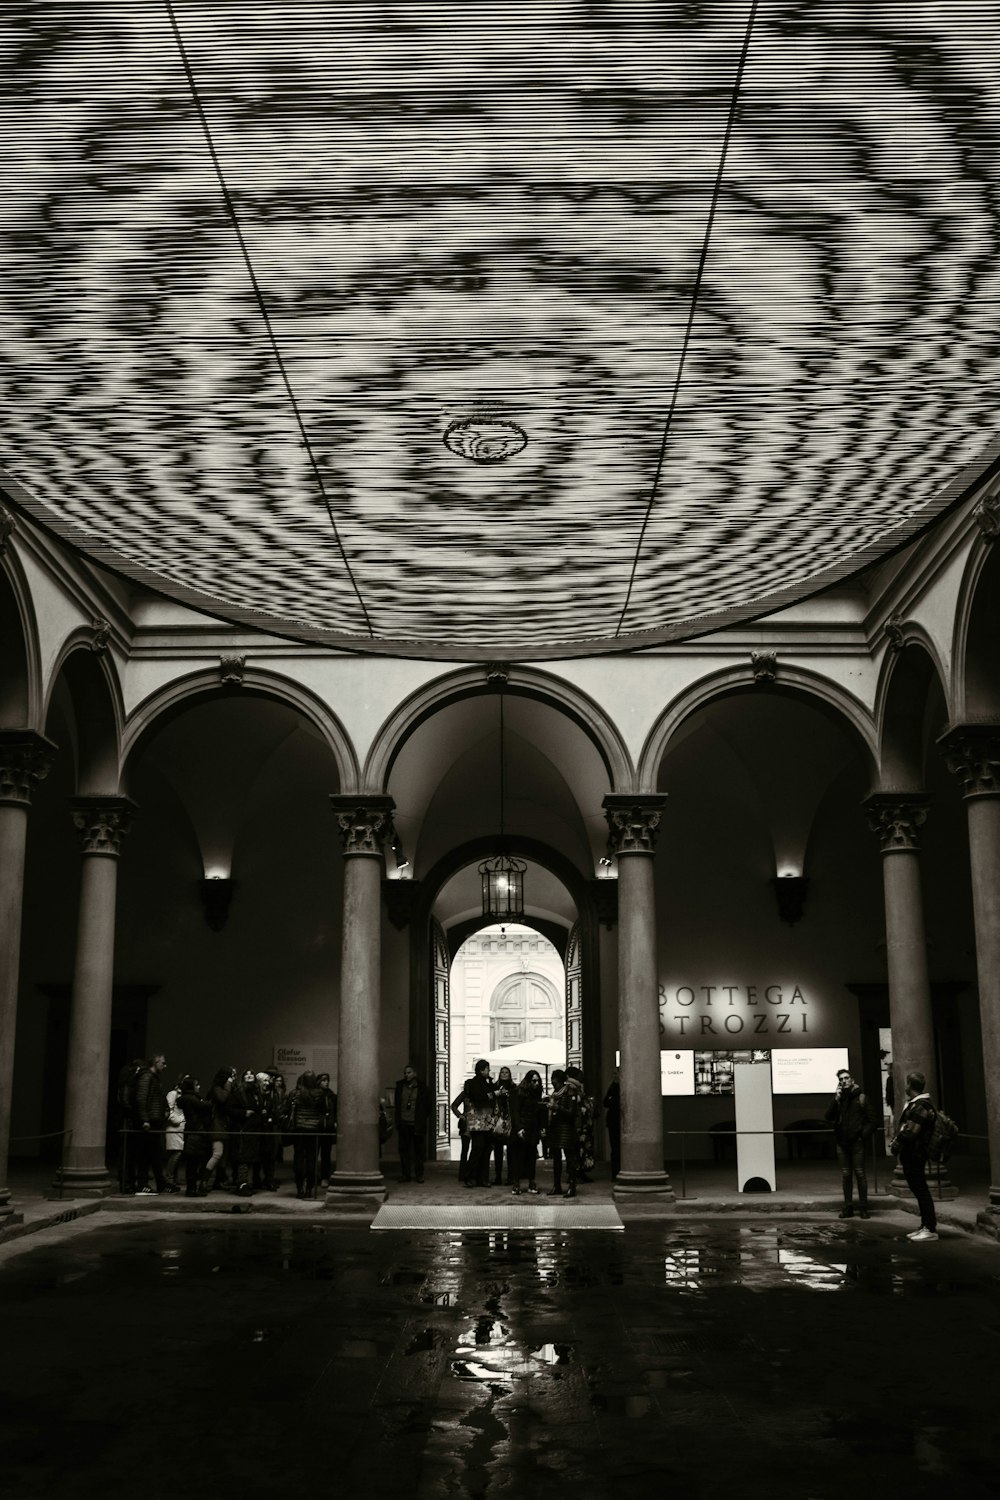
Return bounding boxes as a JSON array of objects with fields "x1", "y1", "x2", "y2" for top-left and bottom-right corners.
[
  {"x1": 491, "y1": 1065, "x2": 515, "y2": 1185},
  {"x1": 463, "y1": 1059, "x2": 497, "y2": 1189}
]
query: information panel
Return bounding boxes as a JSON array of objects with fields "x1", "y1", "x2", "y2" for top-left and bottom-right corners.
[
  {"x1": 660, "y1": 1050, "x2": 695, "y2": 1096},
  {"x1": 771, "y1": 1047, "x2": 849, "y2": 1095}
]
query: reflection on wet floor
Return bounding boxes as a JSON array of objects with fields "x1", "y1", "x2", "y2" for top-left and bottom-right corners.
[{"x1": 1, "y1": 1215, "x2": 999, "y2": 1498}]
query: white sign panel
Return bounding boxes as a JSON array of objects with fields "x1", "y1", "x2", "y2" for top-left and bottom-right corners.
[
  {"x1": 771, "y1": 1047, "x2": 849, "y2": 1095},
  {"x1": 660, "y1": 1050, "x2": 695, "y2": 1096}
]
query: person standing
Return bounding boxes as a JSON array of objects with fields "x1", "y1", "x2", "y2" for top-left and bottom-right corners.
[
  {"x1": 115, "y1": 1056, "x2": 144, "y2": 1193},
  {"x1": 230, "y1": 1068, "x2": 265, "y2": 1196},
  {"x1": 825, "y1": 1068, "x2": 877, "y2": 1218},
  {"x1": 317, "y1": 1072, "x2": 338, "y2": 1187},
  {"x1": 133, "y1": 1054, "x2": 173, "y2": 1195},
  {"x1": 394, "y1": 1064, "x2": 431, "y2": 1183},
  {"x1": 255, "y1": 1072, "x2": 280, "y2": 1191},
  {"x1": 545, "y1": 1069, "x2": 583, "y2": 1199},
  {"x1": 163, "y1": 1079, "x2": 186, "y2": 1189},
  {"x1": 566, "y1": 1065, "x2": 595, "y2": 1182},
  {"x1": 288, "y1": 1071, "x2": 326, "y2": 1199},
  {"x1": 178, "y1": 1076, "x2": 212, "y2": 1196},
  {"x1": 205, "y1": 1067, "x2": 236, "y2": 1191},
  {"x1": 450, "y1": 1087, "x2": 469, "y2": 1182},
  {"x1": 491, "y1": 1065, "x2": 515, "y2": 1185},
  {"x1": 603, "y1": 1072, "x2": 621, "y2": 1180},
  {"x1": 510, "y1": 1069, "x2": 544, "y2": 1195},
  {"x1": 891, "y1": 1070, "x2": 939, "y2": 1242},
  {"x1": 463, "y1": 1060, "x2": 496, "y2": 1189}
]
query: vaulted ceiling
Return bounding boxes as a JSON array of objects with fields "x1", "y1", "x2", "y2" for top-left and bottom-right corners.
[{"x1": 1, "y1": 1, "x2": 998, "y2": 658}]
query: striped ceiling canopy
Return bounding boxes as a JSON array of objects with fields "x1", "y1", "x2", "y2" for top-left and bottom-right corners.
[{"x1": 2, "y1": 1, "x2": 999, "y2": 660}]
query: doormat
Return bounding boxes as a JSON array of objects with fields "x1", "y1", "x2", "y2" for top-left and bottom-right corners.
[{"x1": 370, "y1": 1202, "x2": 624, "y2": 1231}]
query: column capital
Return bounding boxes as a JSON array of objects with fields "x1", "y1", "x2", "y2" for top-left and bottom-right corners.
[
  {"x1": 0, "y1": 731, "x2": 57, "y2": 808},
  {"x1": 863, "y1": 792, "x2": 930, "y2": 853},
  {"x1": 938, "y1": 723, "x2": 1000, "y2": 800},
  {"x1": 68, "y1": 796, "x2": 136, "y2": 857},
  {"x1": 603, "y1": 794, "x2": 667, "y2": 856},
  {"x1": 329, "y1": 794, "x2": 395, "y2": 857}
]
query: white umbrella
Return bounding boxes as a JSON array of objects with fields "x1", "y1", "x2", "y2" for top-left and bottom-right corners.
[{"x1": 483, "y1": 1037, "x2": 567, "y2": 1087}]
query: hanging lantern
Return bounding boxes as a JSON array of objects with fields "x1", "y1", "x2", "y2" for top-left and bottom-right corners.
[
  {"x1": 480, "y1": 852, "x2": 526, "y2": 922},
  {"x1": 480, "y1": 681, "x2": 526, "y2": 920}
]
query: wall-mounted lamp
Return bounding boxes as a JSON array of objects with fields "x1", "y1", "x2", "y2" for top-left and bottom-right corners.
[
  {"x1": 771, "y1": 874, "x2": 808, "y2": 925},
  {"x1": 200, "y1": 876, "x2": 235, "y2": 931},
  {"x1": 598, "y1": 856, "x2": 615, "y2": 879},
  {"x1": 391, "y1": 835, "x2": 411, "y2": 878}
]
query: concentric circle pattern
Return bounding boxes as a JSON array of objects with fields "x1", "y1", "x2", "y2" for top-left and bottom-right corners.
[{"x1": 1, "y1": 2, "x2": 999, "y2": 658}]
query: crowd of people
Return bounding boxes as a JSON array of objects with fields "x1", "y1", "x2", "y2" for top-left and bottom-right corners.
[
  {"x1": 117, "y1": 1052, "x2": 622, "y2": 1202},
  {"x1": 117, "y1": 1056, "x2": 338, "y2": 1200},
  {"x1": 448, "y1": 1061, "x2": 601, "y2": 1198}
]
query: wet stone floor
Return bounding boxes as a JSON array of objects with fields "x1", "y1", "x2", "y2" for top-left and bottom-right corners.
[{"x1": 1, "y1": 1215, "x2": 999, "y2": 1500}]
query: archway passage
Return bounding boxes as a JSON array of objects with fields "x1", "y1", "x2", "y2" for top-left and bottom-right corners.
[{"x1": 445, "y1": 923, "x2": 566, "y2": 1161}]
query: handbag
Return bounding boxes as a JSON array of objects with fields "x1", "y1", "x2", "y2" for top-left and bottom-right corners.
[
  {"x1": 493, "y1": 1114, "x2": 512, "y2": 1138},
  {"x1": 465, "y1": 1103, "x2": 497, "y2": 1134}
]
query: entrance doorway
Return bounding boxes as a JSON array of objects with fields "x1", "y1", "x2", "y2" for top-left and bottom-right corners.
[{"x1": 445, "y1": 923, "x2": 566, "y2": 1159}]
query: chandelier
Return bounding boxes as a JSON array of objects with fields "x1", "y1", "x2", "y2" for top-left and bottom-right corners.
[{"x1": 479, "y1": 685, "x2": 525, "y2": 923}]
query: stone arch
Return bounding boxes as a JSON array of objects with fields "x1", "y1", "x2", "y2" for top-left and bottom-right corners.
[
  {"x1": 120, "y1": 665, "x2": 360, "y2": 791},
  {"x1": 362, "y1": 664, "x2": 634, "y2": 793},
  {"x1": 409, "y1": 835, "x2": 602, "y2": 1123},
  {"x1": 955, "y1": 534, "x2": 1000, "y2": 720},
  {"x1": 637, "y1": 663, "x2": 878, "y2": 790},
  {"x1": 43, "y1": 636, "x2": 125, "y2": 794},
  {"x1": 0, "y1": 547, "x2": 42, "y2": 727},
  {"x1": 875, "y1": 636, "x2": 950, "y2": 791}
]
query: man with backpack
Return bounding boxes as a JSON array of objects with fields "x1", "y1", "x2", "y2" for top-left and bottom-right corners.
[
  {"x1": 825, "y1": 1068, "x2": 877, "y2": 1219},
  {"x1": 890, "y1": 1070, "x2": 939, "y2": 1241}
]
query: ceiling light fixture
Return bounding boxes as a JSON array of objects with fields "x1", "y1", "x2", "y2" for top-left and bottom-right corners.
[
  {"x1": 479, "y1": 682, "x2": 525, "y2": 926},
  {"x1": 443, "y1": 417, "x2": 527, "y2": 464}
]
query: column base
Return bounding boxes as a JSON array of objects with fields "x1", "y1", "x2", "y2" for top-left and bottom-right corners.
[
  {"x1": 325, "y1": 1170, "x2": 386, "y2": 1211},
  {"x1": 54, "y1": 1168, "x2": 117, "y2": 1199},
  {"x1": 0, "y1": 1191, "x2": 24, "y2": 1230},
  {"x1": 612, "y1": 1170, "x2": 675, "y2": 1200},
  {"x1": 976, "y1": 1204, "x2": 1000, "y2": 1240}
]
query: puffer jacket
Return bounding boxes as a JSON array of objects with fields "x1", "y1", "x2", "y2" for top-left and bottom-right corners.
[
  {"x1": 134, "y1": 1067, "x2": 166, "y2": 1127},
  {"x1": 291, "y1": 1084, "x2": 327, "y2": 1132}
]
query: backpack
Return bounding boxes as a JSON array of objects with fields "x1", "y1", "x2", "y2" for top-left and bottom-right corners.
[{"x1": 927, "y1": 1109, "x2": 959, "y2": 1164}]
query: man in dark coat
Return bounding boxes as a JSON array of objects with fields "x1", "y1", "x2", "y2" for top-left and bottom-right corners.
[
  {"x1": 825, "y1": 1067, "x2": 877, "y2": 1218},
  {"x1": 134, "y1": 1053, "x2": 172, "y2": 1194},
  {"x1": 394, "y1": 1065, "x2": 432, "y2": 1183}
]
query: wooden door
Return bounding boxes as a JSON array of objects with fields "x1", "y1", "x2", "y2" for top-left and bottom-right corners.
[
  {"x1": 566, "y1": 921, "x2": 583, "y2": 1070},
  {"x1": 432, "y1": 918, "x2": 451, "y2": 1152}
]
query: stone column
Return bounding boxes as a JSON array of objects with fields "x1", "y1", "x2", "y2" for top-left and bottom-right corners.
[
  {"x1": 0, "y1": 732, "x2": 55, "y2": 1222},
  {"x1": 327, "y1": 794, "x2": 394, "y2": 1205},
  {"x1": 939, "y1": 725, "x2": 1000, "y2": 1230},
  {"x1": 864, "y1": 794, "x2": 938, "y2": 1105},
  {"x1": 863, "y1": 793, "x2": 957, "y2": 1197},
  {"x1": 60, "y1": 797, "x2": 136, "y2": 1194},
  {"x1": 604, "y1": 794, "x2": 674, "y2": 1198}
]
